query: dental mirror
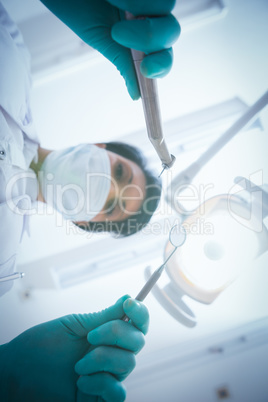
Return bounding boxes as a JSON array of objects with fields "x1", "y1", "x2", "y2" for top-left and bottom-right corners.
[
  {"x1": 169, "y1": 224, "x2": 187, "y2": 248},
  {"x1": 122, "y1": 223, "x2": 187, "y2": 321}
]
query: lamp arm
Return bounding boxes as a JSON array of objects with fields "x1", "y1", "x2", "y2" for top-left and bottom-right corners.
[{"x1": 166, "y1": 91, "x2": 268, "y2": 215}]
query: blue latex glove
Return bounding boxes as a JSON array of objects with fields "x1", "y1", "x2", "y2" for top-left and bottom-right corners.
[
  {"x1": 0, "y1": 295, "x2": 149, "y2": 402},
  {"x1": 40, "y1": 0, "x2": 181, "y2": 99}
]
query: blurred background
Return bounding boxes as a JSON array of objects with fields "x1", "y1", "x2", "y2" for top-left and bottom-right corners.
[{"x1": 1, "y1": 0, "x2": 268, "y2": 400}]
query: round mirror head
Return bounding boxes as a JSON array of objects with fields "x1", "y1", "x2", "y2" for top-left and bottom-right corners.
[{"x1": 169, "y1": 224, "x2": 187, "y2": 248}]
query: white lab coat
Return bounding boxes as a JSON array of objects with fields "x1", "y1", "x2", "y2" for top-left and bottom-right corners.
[{"x1": 0, "y1": 4, "x2": 39, "y2": 296}]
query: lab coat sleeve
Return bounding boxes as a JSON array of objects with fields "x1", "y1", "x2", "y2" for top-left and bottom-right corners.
[{"x1": 0, "y1": 4, "x2": 39, "y2": 298}]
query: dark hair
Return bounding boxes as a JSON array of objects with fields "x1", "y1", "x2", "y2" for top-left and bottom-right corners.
[{"x1": 76, "y1": 142, "x2": 162, "y2": 237}]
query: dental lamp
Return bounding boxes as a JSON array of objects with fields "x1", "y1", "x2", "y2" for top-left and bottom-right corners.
[{"x1": 146, "y1": 91, "x2": 268, "y2": 327}]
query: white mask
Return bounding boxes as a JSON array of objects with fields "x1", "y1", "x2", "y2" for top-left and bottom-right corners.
[{"x1": 39, "y1": 144, "x2": 111, "y2": 221}]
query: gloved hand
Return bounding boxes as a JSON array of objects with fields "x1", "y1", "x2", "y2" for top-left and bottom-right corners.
[
  {"x1": 0, "y1": 295, "x2": 149, "y2": 402},
  {"x1": 40, "y1": 0, "x2": 181, "y2": 99}
]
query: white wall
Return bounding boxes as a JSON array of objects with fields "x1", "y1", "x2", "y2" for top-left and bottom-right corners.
[{"x1": 125, "y1": 318, "x2": 268, "y2": 401}]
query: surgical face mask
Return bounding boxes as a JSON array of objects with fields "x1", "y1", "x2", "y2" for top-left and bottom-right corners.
[{"x1": 39, "y1": 144, "x2": 111, "y2": 221}]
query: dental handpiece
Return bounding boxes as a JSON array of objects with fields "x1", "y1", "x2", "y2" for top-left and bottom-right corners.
[{"x1": 125, "y1": 12, "x2": 176, "y2": 175}]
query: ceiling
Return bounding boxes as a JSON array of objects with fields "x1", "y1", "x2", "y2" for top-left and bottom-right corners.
[{"x1": 0, "y1": 0, "x2": 268, "y2": 391}]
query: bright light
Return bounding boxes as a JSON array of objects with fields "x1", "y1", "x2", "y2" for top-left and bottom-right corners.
[{"x1": 174, "y1": 212, "x2": 259, "y2": 291}]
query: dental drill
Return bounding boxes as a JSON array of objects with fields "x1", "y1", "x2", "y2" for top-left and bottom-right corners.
[{"x1": 125, "y1": 12, "x2": 176, "y2": 176}]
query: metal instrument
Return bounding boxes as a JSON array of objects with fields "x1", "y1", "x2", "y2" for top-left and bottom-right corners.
[
  {"x1": 125, "y1": 12, "x2": 176, "y2": 176},
  {"x1": 122, "y1": 224, "x2": 186, "y2": 322}
]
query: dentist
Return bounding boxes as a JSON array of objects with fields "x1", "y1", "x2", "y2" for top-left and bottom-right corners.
[
  {"x1": 0, "y1": 0, "x2": 180, "y2": 294},
  {"x1": 0, "y1": 1, "x2": 180, "y2": 400}
]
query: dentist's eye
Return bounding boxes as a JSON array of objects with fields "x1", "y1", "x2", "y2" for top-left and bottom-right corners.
[
  {"x1": 106, "y1": 200, "x2": 121, "y2": 218},
  {"x1": 105, "y1": 199, "x2": 116, "y2": 216},
  {"x1": 115, "y1": 163, "x2": 123, "y2": 181}
]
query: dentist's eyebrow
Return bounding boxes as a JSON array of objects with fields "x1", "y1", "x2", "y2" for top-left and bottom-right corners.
[
  {"x1": 105, "y1": 199, "x2": 125, "y2": 220},
  {"x1": 128, "y1": 169, "x2": 133, "y2": 184},
  {"x1": 104, "y1": 199, "x2": 116, "y2": 215},
  {"x1": 116, "y1": 201, "x2": 127, "y2": 221}
]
